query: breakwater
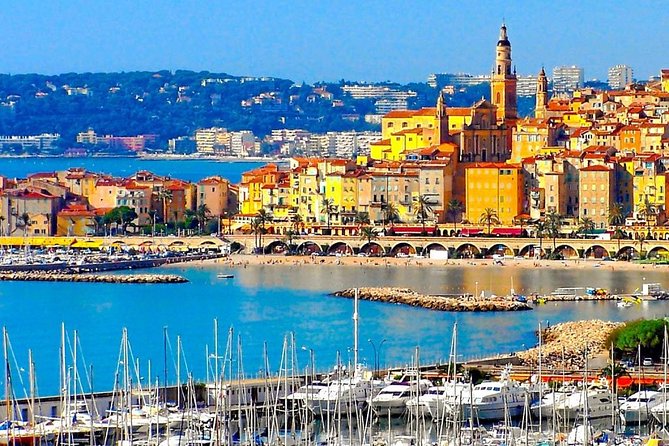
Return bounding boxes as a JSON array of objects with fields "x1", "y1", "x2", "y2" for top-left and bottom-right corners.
[
  {"x1": 332, "y1": 287, "x2": 532, "y2": 311},
  {"x1": 0, "y1": 271, "x2": 188, "y2": 283},
  {"x1": 517, "y1": 320, "x2": 623, "y2": 369}
]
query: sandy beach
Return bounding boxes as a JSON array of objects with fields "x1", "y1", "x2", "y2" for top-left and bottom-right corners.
[{"x1": 172, "y1": 254, "x2": 665, "y2": 272}]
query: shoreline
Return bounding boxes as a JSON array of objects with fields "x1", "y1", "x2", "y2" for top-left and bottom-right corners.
[{"x1": 168, "y1": 253, "x2": 666, "y2": 273}]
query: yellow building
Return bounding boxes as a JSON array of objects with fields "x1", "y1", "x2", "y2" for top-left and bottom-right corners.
[{"x1": 465, "y1": 163, "x2": 524, "y2": 226}]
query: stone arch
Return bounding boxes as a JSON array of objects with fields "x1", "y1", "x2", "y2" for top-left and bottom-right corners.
[
  {"x1": 390, "y1": 242, "x2": 417, "y2": 257},
  {"x1": 360, "y1": 242, "x2": 385, "y2": 257},
  {"x1": 518, "y1": 244, "x2": 544, "y2": 259},
  {"x1": 647, "y1": 246, "x2": 669, "y2": 260},
  {"x1": 616, "y1": 245, "x2": 638, "y2": 260},
  {"x1": 327, "y1": 242, "x2": 353, "y2": 256},
  {"x1": 455, "y1": 243, "x2": 481, "y2": 259},
  {"x1": 424, "y1": 242, "x2": 447, "y2": 256},
  {"x1": 296, "y1": 241, "x2": 322, "y2": 255},
  {"x1": 265, "y1": 240, "x2": 288, "y2": 254},
  {"x1": 583, "y1": 245, "x2": 610, "y2": 259},
  {"x1": 486, "y1": 243, "x2": 513, "y2": 257},
  {"x1": 553, "y1": 244, "x2": 579, "y2": 259}
]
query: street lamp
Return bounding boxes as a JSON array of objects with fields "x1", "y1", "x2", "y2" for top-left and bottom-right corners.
[{"x1": 368, "y1": 338, "x2": 387, "y2": 377}]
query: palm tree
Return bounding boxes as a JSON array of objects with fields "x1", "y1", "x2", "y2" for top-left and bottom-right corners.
[
  {"x1": 196, "y1": 204, "x2": 211, "y2": 234},
  {"x1": 479, "y1": 208, "x2": 500, "y2": 234},
  {"x1": 290, "y1": 212, "x2": 303, "y2": 232},
  {"x1": 17, "y1": 212, "x2": 31, "y2": 237},
  {"x1": 577, "y1": 217, "x2": 595, "y2": 239},
  {"x1": 382, "y1": 202, "x2": 399, "y2": 227},
  {"x1": 283, "y1": 229, "x2": 300, "y2": 253},
  {"x1": 321, "y1": 197, "x2": 337, "y2": 230},
  {"x1": 414, "y1": 195, "x2": 434, "y2": 235},
  {"x1": 612, "y1": 227, "x2": 626, "y2": 259},
  {"x1": 608, "y1": 202, "x2": 625, "y2": 228},
  {"x1": 545, "y1": 210, "x2": 563, "y2": 254},
  {"x1": 353, "y1": 212, "x2": 370, "y2": 227},
  {"x1": 250, "y1": 216, "x2": 263, "y2": 253},
  {"x1": 256, "y1": 209, "x2": 273, "y2": 252},
  {"x1": 359, "y1": 225, "x2": 379, "y2": 250},
  {"x1": 638, "y1": 197, "x2": 656, "y2": 238},
  {"x1": 446, "y1": 199, "x2": 464, "y2": 235},
  {"x1": 534, "y1": 220, "x2": 547, "y2": 258},
  {"x1": 157, "y1": 189, "x2": 173, "y2": 225}
]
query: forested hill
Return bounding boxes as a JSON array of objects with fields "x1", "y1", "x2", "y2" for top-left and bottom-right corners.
[{"x1": 0, "y1": 70, "x2": 534, "y2": 146}]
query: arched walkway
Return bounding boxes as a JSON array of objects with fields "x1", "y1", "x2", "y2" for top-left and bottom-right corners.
[
  {"x1": 390, "y1": 242, "x2": 417, "y2": 257},
  {"x1": 647, "y1": 246, "x2": 669, "y2": 259},
  {"x1": 265, "y1": 240, "x2": 288, "y2": 254},
  {"x1": 327, "y1": 242, "x2": 353, "y2": 256},
  {"x1": 486, "y1": 243, "x2": 513, "y2": 257},
  {"x1": 360, "y1": 242, "x2": 385, "y2": 257},
  {"x1": 616, "y1": 245, "x2": 638, "y2": 261},
  {"x1": 297, "y1": 241, "x2": 322, "y2": 255},
  {"x1": 583, "y1": 245, "x2": 610, "y2": 259},
  {"x1": 424, "y1": 242, "x2": 447, "y2": 257},
  {"x1": 455, "y1": 243, "x2": 481, "y2": 259},
  {"x1": 553, "y1": 244, "x2": 579, "y2": 259},
  {"x1": 518, "y1": 244, "x2": 544, "y2": 259}
]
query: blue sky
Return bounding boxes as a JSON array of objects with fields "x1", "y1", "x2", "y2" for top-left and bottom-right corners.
[{"x1": 0, "y1": 1, "x2": 666, "y2": 84}]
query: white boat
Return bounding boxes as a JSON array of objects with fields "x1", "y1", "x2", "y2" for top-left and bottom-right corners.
[
  {"x1": 530, "y1": 386, "x2": 574, "y2": 418},
  {"x1": 408, "y1": 382, "x2": 469, "y2": 420},
  {"x1": 455, "y1": 368, "x2": 530, "y2": 421},
  {"x1": 620, "y1": 390, "x2": 665, "y2": 423},
  {"x1": 309, "y1": 371, "x2": 385, "y2": 416},
  {"x1": 370, "y1": 379, "x2": 432, "y2": 417},
  {"x1": 553, "y1": 384, "x2": 618, "y2": 420}
]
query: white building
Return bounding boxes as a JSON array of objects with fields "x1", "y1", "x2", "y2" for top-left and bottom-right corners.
[
  {"x1": 552, "y1": 66, "x2": 584, "y2": 94},
  {"x1": 608, "y1": 64, "x2": 634, "y2": 90}
]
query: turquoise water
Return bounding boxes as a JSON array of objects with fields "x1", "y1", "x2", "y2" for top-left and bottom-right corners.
[
  {"x1": 0, "y1": 157, "x2": 265, "y2": 183},
  {"x1": 1, "y1": 262, "x2": 668, "y2": 397}
]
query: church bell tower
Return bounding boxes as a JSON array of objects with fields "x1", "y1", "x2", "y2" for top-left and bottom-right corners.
[{"x1": 490, "y1": 23, "x2": 517, "y2": 124}]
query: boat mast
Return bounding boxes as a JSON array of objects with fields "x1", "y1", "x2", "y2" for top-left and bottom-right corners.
[{"x1": 353, "y1": 288, "x2": 359, "y2": 371}]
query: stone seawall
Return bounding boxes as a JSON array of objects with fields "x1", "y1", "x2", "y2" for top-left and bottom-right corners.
[
  {"x1": 0, "y1": 272, "x2": 188, "y2": 284},
  {"x1": 332, "y1": 287, "x2": 531, "y2": 312}
]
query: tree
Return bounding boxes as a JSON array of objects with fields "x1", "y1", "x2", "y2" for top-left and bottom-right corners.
[
  {"x1": 612, "y1": 227, "x2": 626, "y2": 259},
  {"x1": 195, "y1": 204, "x2": 211, "y2": 234},
  {"x1": 321, "y1": 197, "x2": 336, "y2": 230},
  {"x1": 638, "y1": 197, "x2": 656, "y2": 238},
  {"x1": 382, "y1": 202, "x2": 399, "y2": 227},
  {"x1": 545, "y1": 210, "x2": 563, "y2": 255},
  {"x1": 414, "y1": 195, "x2": 434, "y2": 235},
  {"x1": 17, "y1": 212, "x2": 31, "y2": 237},
  {"x1": 103, "y1": 206, "x2": 138, "y2": 234},
  {"x1": 353, "y1": 212, "x2": 370, "y2": 227},
  {"x1": 446, "y1": 199, "x2": 464, "y2": 234},
  {"x1": 359, "y1": 226, "x2": 379, "y2": 250},
  {"x1": 250, "y1": 217, "x2": 263, "y2": 253},
  {"x1": 283, "y1": 229, "x2": 300, "y2": 253},
  {"x1": 608, "y1": 202, "x2": 625, "y2": 228},
  {"x1": 255, "y1": 209, "x2": 273, "y2": 252},
  {"x1": 157, "y1": 189, "x2": 173, "y2": 225},
  {"x1": 577, "y1": 217, "x2": 595, "y2": 239},
  {"x1": 534, "y1": 220, "x2": 547, "y2": 258},
  {"x1": 609, "y1": 319, "x2": 667, "y2": 359},
  {"x1": 479, "y1": 208, "x2": 500, "y2": 234}
]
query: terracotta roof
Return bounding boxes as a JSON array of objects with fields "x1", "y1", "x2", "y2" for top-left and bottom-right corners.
[{"x1": 580, "y1": 165, "x2": 611, "y2": 172}]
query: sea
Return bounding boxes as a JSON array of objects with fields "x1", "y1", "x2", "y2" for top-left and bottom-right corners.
[{"x1": 0, "y1": 157, "x2": 666, "y2": 397}]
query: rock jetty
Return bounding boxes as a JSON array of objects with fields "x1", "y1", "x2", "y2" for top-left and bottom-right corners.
[
  {"x1": 332, "y1": 287, "x2": 531, "y2": 312},
  {"x1": 517, "y1": 320, "x2": 623, "y2": 369},
  {"x1": 0, "y1": 271, "x2": 188, "y2": 284}
]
